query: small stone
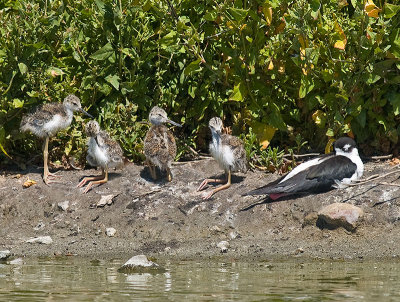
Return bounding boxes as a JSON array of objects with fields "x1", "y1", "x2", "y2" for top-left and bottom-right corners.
[
  {"x1": 118, "y1": 255, "x2": 166, "y2": 274},
  {"x1": 294, "y1": 247, "x2": 304, "y2": 255},
  {"x1": 97, "y1": 194, "x2": 115, "y2": 207},
  {"x1": 105, "y1": 227, "x2": 116, "y2": 237},
  {"x1": 209, "y1": 225, "x2": 222, "y2": 234},
  {"x1": 0, "y1": 250, "x2": 11, "y2": 260},
  {"x1": 58, "y1": 201, "x2": 69, "y2": 211},
  {"x1": 10, "y1": 258, "x2": 24, "y2": 265},
  {"x1": 318, "y1": 203, "x2": 363, "y2": 232},
  {"x1": 217, "y1": 240, "x2": 230, "y2": 253},
  {"x1": 229, "y1": 231, "x2": 241, "y2": 239},
  {"x1": 26, "y1": 236, "x2": 53, "y2": 245},
  {"x1": 33, "y1": 222, "x2": 45, "y2": 231}
]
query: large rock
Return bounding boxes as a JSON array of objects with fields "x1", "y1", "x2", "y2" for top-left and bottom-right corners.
[
  {"x1": 118, "y1": 255, "x2": 166, "y2": 274},
  {"x1": 318, "y1": 203, "x2": 363, "y2": 231}
]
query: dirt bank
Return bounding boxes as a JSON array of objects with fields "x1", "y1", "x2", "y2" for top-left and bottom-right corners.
[{"x1": 1, "y1": 159, "x2": 400, "y2": 260}]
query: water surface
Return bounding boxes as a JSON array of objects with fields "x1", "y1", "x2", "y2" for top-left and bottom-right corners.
[{"x1": 0, "y1": 257, "x2": 399, "y2": 301}]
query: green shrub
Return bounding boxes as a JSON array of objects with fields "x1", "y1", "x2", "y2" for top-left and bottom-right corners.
[{"x1": 0, "y1": 0, "x2": 399, "y2": 168}]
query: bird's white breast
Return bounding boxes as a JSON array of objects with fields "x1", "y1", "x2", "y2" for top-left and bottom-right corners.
[
  {"x1": 335, "y1": 148, "x2": 364, "y2": 182},
  {"x1": 43, "y1": 112, "x2": 73, "y2": 136},
  {"x1": 210, "y1": 139, "x2": 234, "y2": 171},
  {"x1": 88, "y1": 137, "x2": 109, "y2": 168}
]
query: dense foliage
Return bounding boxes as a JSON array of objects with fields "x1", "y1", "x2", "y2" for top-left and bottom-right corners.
[{"x1": 1, "y1": 0, "x2": 400, "y2": 168}]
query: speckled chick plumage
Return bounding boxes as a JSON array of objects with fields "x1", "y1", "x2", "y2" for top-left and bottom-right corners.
[
  {"x1": 20, "y1": 95, "x2": 86, "y2": 138},
  {"x1": 144, "y1": 106, "x2": 180, "y2": 171},
  {"x1": 209, "y1": 117, "x2": 247, "y2": 173},
  {"x1": 85, "y1": 120, "x2": 123, "y2": 169}
]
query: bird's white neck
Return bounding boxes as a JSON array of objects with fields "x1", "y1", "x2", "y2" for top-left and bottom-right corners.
[
  {"x1": 335, "y1": 147, "x2": 364, "y2": 178},
  {"x1": 211, "y1": 131, "x2": 221, "y2": 150}
]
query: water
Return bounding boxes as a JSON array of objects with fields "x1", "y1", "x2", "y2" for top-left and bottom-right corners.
[{"x1": 0, "y1": 257, "x2": 399, "y2": 301}]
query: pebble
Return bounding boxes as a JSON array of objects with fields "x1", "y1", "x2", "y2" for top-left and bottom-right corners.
[
  {"x1": 26, "y1": 236, "x2": 53, "y2": 245},
  {"x1": 58, "y1": 201, "x2": 69, "y2": 211},
  {"x1": 9, "y1": 258, "x2": 24, "y2": 265},
  {"x1": 97, "y1": 194, "x2": 115, "y2": 207},
  {"x1": 318, "y1": 203, "x2": 363, "y2": 231},
  {"x1": 0, "y1": 250, "x2": 11, "y2": 260},
  {"x1": 229, "y1": 231, "x2": 241, "y2": 240},
  {"x1": 217, "y1": 240, "x2": 230, "y2": 253},
  {"x1": 118, "y1": 255, "x2": 166, "y2": 274},
  {"x1": 33, "y1": 222, "x2": 45, "y2": 231},
  {"x1": 106, "y1": 227, "x2": 116, "y2": 237}
]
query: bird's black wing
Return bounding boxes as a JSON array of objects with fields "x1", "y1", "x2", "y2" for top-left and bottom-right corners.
[
  {"x1": 243, "y1": 155, "x2": 357, "y2": 196},
  {"x1": 306, "y1": 155, "x2": 357, "y2": 181}
]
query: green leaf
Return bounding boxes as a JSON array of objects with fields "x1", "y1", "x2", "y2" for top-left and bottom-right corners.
[
  {"x1": 204, "y1": 11, "x2": 217, "y2": 21},
  {"x1": 47, "y1": 67, "x2": 64, "y2": 77},
  {"x1": 326, "y1": 128, "x2": 334, "y2": 137},
  {"x1": 184, "y1": 59, "x2": 202, "y2": 76},
  {"x1": 310, "y1": 0, "x2": 320, "y2": 19},
  {"x1": 356, "y1": 109, "x2": 367, "y2": 127},
  {"x1": 18, "y1": 62, "x2": 27, "y2": 75},
  {"x1": 227, "y1": 7, "x2": 248, "y2": 22},
  {"x1": 229, "y1": 82, "x2": 246, "y2": 102},
  {"x1": 105, "y1": 74, "x2": 120, "y2": 90},
  {"x1": 268, "y1": 104, "x2": 286, "y2": 130},
  {"x1": 160, "y1": 31, "x2": 177, "y2": 48},
  {"x1": 12, "y1": 98, "x2": 24, "y2": 108},
  {"x1": 384, "y1": 3, "x2": 400, "y2": 18},
  {"x1": 90, "y1": 42, "x2": 114, "y2": 60},
  {"x1": 366, "y1": 73, "x2": 381, "y2": 84},
  {"x1": 96, "y1": 82, "x2": 112, "y2": 96},
  {"x1": 388, "y1": 91, "x2": 400, "y2": 116},
  {"x1": 299, "y1": 77, "x2": 314, "y2": 98},
  {"x1": 188, "y1": 85, "x2": 197, "y2": 98}
]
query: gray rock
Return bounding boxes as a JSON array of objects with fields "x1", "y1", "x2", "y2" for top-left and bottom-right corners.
[
  {"x1": 0, "y1": 250, "x2": 11, "y2": 260},
  {"x1": 105, "y1": 227, "x2": 116, "y2": 237},
  {"x1": 118, "y1": 255, "x2": 166, "y2": 274},
  {"x1": 217, "y1": 240, "x2": 230, "y2": 253},
  {"x1": 58, "y1": 201, "x2": 69, "y2": 211},
  {"x1": 318, "y1": 203, "x2": 363, "y2": 231},
  {"x1": 26, "y1": 236, "x2": 53, "y2": 245}
]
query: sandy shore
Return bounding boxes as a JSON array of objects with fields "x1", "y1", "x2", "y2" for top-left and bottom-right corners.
[{"x1": 1, "y1": 159, "x2": 400, "y2": 260}]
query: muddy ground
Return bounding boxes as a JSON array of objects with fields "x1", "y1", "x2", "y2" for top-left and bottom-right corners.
[{"x1": 1, "y1": 158, "x2": 400, "y2": 261}]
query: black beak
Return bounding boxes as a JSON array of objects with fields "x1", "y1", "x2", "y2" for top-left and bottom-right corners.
[{"x1": 80, "y1": 108, "x2": 93, "y2": 119}]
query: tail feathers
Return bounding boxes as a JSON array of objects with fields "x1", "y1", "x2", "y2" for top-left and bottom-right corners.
[{"x1": 242, "y1": 185, "x2": 276, "y2": 196}]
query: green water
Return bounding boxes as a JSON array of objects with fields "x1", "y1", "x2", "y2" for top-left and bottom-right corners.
[{"x1": 0, "y1": 257, "x2": 399, "y2": 301}]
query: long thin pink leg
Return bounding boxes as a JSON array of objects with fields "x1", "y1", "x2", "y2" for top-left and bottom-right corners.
[
  {"x1": 83, "y1": 168, "x2": 108, "y2": 193},
  {"x1": 197, "y1": 176, "x2": 226, "y2": 192},
  {"x1": 43, "y1": 137, "x2": 61, "y2": 185},
  {"x1": 202, "y1": 170, "x2": 232, "y2": 200}
]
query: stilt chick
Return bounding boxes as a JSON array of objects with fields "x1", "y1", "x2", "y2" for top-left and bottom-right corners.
[
  {"x1": 77, "y1": 120, "x2": 123, "y2": 193},
  {"x1": 20, "y1": 95, "x2": 92, "y2": 184},
  {"x1": 198, "y1": 117, "x2": 247, "y2": 199},
  {"x1": 143, "y1": 106, "x2": 181, "y2": 181}
]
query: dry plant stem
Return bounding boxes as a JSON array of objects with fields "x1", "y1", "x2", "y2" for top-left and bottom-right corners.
[
  {"x1": 343, "y1": 168, "x2": 400, "y2": 187},
  {"x1": 378, "y1": 182, "x2": 400, "y2": 187}
]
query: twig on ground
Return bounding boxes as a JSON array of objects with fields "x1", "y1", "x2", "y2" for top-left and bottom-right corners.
[
  {"x1": 343, "y1": 168, "x2": 400, "y2": 187},
  {"x1": 367, "y1": 154, "x2": 393, "y2": 160}
]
